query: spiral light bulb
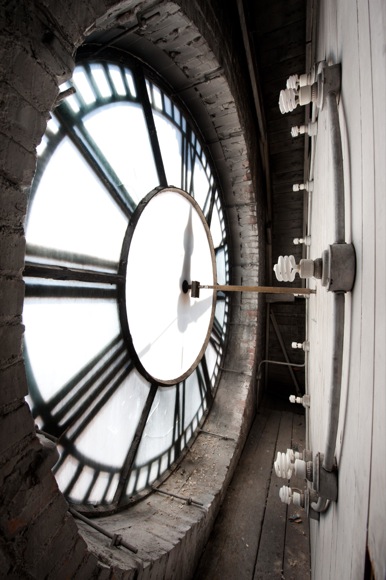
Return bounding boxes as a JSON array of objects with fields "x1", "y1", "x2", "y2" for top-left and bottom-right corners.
[
  {"x1": 293, "y1": 236, "x2": 311, "y2": 246},
  {"x1": 291, "y1": 121, "x2": 318, "y2": 138},
  {"x1": 273, "y1": 255, "x2": 298, "y2": 282},
  {"x1": 274, "y1": 451, "x2": 294, "y2": 479},
  {"x1": 291, "y1": 125, "x2": 303, "y2": 138},
  {"x1": 279, "y1": 485, "x2": 293, "y2": 505},
  {"x1": 279, "y1": 486, "x2": 303, "y2": 506},
  {"x1": 279, "y1": 88, "x2": 298, "y2": 114},
  {"x1": 286, "y1": 74, "x2": 300, "y2": 89}
]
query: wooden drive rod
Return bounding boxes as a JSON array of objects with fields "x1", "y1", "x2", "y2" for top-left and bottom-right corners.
[{"x1": 199, "y1": 284, "x2": 315, "y2": 295}]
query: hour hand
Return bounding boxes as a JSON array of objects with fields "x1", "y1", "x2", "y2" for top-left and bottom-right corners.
[{"x1": 181, "y1": 207, "x2": 193, "y2": 286}]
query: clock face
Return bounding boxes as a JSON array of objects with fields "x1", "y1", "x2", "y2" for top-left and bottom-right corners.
[
  {"x1": 123, "y1": 187, "x2": 217, "y2": 385},
  {"x1": 23, "y1": 59, "x2": 229, "y2": 512}
]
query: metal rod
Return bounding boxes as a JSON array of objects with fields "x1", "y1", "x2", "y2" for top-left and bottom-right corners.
[
  {"x1": 311, "y1": 306, "x2": 345, "y2": 516},
  {"x1": 256, "y1": 359, "x2": 306, "y2": 380},
  {"x1": 270, "y1": 311, "x2": 301, "y2": 395},
  {"x1": 312, "y1": 73, "x2": 346, "y2": 515},
  {"x1": 69, "y1": 508, "x2": 138, "y2": 553},
  {"x1": 326, "y1": 91, "x2": 345, "y2": 244},
  {"x1": 151, "y1": 487, "x2": 204, "y2": 508},
  {"x1": 323, "y1": 292, "x2": 345, "y2": 472},
  {"x1": 198, "y1": 428, "x2": 235, "y2": 441}
]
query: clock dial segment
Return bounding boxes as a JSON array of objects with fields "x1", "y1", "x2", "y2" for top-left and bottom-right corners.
[
  {"x1": 24, "y1": 58, "x2": 229, "y2": 511},
  {"x1": 123, "y1": 187, "x2": 217, "y2": 385}
]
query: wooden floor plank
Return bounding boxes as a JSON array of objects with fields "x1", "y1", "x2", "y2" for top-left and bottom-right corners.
[
  {"x1": 253, "y1": 411, "x2": 293, "y2": 579},
  {"x1": 195, "y1": 404, "x2": 310, "y2": 580},
  {"x1": 195, "y1": 408, "x2": 281, "y2": 580}
]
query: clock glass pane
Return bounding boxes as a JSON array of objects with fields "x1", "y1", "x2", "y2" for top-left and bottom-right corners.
[
  {"x1": 84, "y1": 103, "x2": 158, "y2": 205},
  {"x1": 23, "y1": 297, "x2": 120, "y2": 401},
  {"x1": 153, "y1": 111, "x2": 182, "y2": 187},
  {"x1": 27, "y1": 137, "x2": 127, "y2": 264},
  {"x1": 67, "y1": 369, "x2": 151, "y2": 468},
  {"x1": 134, "y1": 386, "x2": 177, "y2": 475},
  {"x1": 23, "y1": 57, "x2": 230, "y2": 512}
]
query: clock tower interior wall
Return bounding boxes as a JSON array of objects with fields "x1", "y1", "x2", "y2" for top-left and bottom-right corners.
[{"x1": 0, "y1": 1, "x2": 264, "y2": 577}]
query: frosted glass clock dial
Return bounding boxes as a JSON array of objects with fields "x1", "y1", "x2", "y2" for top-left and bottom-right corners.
[
  {"x1": 123, "y1": 187, "x2": 216, "y2": 385},
  {"x1": 23, "y1": 58, "x2": 230, "y2": 511}
]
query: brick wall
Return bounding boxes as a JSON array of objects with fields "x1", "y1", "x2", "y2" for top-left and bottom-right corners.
[{"x1": 0, "y1": 1, "x2": 263, "y2": 577}]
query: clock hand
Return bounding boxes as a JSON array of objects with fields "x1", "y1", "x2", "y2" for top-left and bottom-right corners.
[{"x1": 180, "y1": 206, "x2": 193, "y2": 291}]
